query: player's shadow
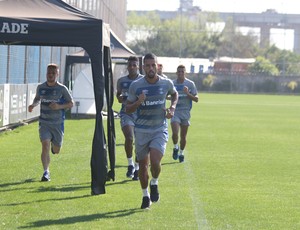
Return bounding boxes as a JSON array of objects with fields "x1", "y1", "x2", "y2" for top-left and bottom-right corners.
[
  {"x1": 161, "y1": 161, "x2": 178, "y2": 166},
  {"x1": 19, "y1": 208, "x2": 142, "y2": 229},
  {"x1": 0, "y1": 178, "x2": 35, "y2": 188}
]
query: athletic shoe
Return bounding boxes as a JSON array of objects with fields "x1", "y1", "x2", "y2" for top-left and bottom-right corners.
[
  {"x1": 132, "y1": 169, "x2": 139, "y2": 181},
  {"x1": 172, "y1": 148, "x2": 179, "y2": 160},
  {"x1": 179, "y1": 155, "x2": 185, "y2": 163},
  {"x1": 126, "y1": 165, "x2": 135, "y2": 178},
  {"x1": 141, "y1": 196, "x2": 151, "y2": 209},
  {"x1": 41, "y1": 172, "x2": 50, "y2": 182},
  {"x1": 150, "y1": 184, "x2": 160, "y2": 202}
]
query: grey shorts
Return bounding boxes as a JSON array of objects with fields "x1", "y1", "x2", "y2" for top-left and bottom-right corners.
[
  {"x1": 39, "y1": 122, "x2": 64, "y2": 147},
  {"x1": 120, "y1": 113, "x2": 135, "y2": 128},
  {"x1": 171, "y1": 111, "x2": 190, "y2": 126},
  {"x1": 134, "y1": 130, "x2": 168, "y2": 161}
]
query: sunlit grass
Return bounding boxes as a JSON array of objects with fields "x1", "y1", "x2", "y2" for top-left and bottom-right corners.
[{"x1": 0, "y1": 93, "x2": 299, "y2": 229}]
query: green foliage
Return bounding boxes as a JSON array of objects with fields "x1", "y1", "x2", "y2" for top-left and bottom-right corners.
[
  {"x1": 248, "y1": 56, "x2": 279, "y2": 75},
  {"x1": 218, "y1": 17, "x2": 260, "y2": 58},
  {"x1": 202, "y1": 74, "x2": 216, "y2": 88},
  {"x1": 127, "y1": 11, "x2": 161, "y2": 29},
  {"x1": 127, "y1": 11, "x2": 300, "y2": 75},
  {"x1": 261, "y1": 45, "x2": 300, "y2": 75},
  {"x1": 127, "y1": 11, "x2": 222, "y2": 57},
  {"x1": 287, "y1": 81, "x2": 298, "y2": 91}
]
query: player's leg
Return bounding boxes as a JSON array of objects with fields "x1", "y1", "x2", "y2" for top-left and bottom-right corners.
[
  {"x1": 139, "y1": 154, "x2": 151, "y2": 209},
  {"x1": 180, "y1": 124, "x2": 189, "y2": 152},
  {"x1": 39, "y1": 124, "x2": 51, "y2": 181},
  {"x1": 148, "y1": 131, "x2": 167, "y2": 202},
  {"x1": 51, "y1": 124, "x2": 64, "y2": 154},
  {"x1": 171, "y1": 121, "x2": 180, "y2": 160},
  {"x1": 122, "y1": 124, "x2": 136, "y2": 178}
]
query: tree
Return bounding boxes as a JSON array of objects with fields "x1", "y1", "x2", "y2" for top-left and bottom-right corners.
[
  {"x1": 126, "y1": 11, "x2": 221, "y2": 58},
  {"x1": 248, "y1": 56, "x2": 279, "y2": 75},
  {"x1": 217, "y1": 17, "x2": 260, "y2": 58},
  {"x1": 262, "y1": 45, "x2": 300, "y2": 75}
]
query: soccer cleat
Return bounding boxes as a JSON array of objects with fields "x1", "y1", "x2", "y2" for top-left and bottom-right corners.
[
  {"x1": 132, "y1": 169, "x2": 139, "y2": 181},
  {"x1": 41, "y1": 172, "x2": 50, "y2": 182},
  {"x1": 126, "y1": 165, "x2": 135, "y2": 178},
  {"x1": 172, "y1": 148, "x2": 179, "y2": 160},
  {"x1": 179, "y1": 155, "x2": 185, "y2": 163},
  {"x1": 141, "y1": 196, "x2": 151, "y2": 209},
  {"x1": 150, "y1": 184, "x2": 160, "y2": 202}
]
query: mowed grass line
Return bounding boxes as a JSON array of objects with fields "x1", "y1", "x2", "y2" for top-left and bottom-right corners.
[{"x1": 0, "y1": 93, "x2": 299, "y2": 229}]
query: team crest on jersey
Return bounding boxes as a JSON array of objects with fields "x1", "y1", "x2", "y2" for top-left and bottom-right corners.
[{"x1": 158, "y1": 87, "x2": 164, "y2": 94}]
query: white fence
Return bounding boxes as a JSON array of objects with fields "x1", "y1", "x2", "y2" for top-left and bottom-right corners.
[{"x1": 0, "y1": 83, "x2": 39, "y2": 128}]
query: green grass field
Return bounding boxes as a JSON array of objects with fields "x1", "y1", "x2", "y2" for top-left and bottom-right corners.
[{"x1": 1, "y1": 93, "x2": 300, "y2": 229}]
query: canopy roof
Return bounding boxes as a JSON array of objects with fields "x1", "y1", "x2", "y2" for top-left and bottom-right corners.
[
  {"x1": 0, "y1": 0, "x2": 115, "y2": 195},
  {"x1": 110, "y1": 30, "x2": 135, "y2": 59},
  {"x1": 65, "y1": 29, "x2": 136, "y2": 67}
]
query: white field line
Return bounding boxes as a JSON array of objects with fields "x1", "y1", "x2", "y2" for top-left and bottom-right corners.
[{"x1": 183, "y1": 153, "x2": 211, "y2": 230}]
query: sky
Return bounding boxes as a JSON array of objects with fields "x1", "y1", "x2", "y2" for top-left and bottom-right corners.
[
  {"x1": 127, "y1": 0, "x2": 298, "y2": 50},
  {"x1": 127, "y1": 0, "x2": 298, "y2": 14}
]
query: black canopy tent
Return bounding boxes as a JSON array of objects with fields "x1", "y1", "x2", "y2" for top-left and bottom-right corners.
[
  {"x1": 0, "y1": 0, "x2": 115, "y2": 195},
  {"x1": 64, "y1": 29, "x2": 136, "y2": 90}
]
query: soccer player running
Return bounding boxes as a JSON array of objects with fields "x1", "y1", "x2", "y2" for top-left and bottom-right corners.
[
  {"x1": 28, "y1": 63, "x2": 74, "y2": 182},
  {"x1": 126, "y1": 53, "x2": 178, "y2": 209},
  {"x1": 171, "y1": 65, "x2": 198, "y2": 163},
  {"x1": 116, "y1": 56, "x2": 143, "y2": 180}
]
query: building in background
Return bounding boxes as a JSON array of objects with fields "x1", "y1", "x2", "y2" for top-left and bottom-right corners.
[{"x1": 0, "y1": 0, "x2": 127, "y2": 85}]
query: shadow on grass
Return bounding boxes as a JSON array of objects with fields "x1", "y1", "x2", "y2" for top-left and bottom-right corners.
[
  {"x1": 161, "y1": 161, "x2": 178, "y2": 166},
  {"x1": 34, "y1": 183, "x2": 90, "y2": 193},
  {"x1": 2, "y1": 179, "x2": 135, "y2": 207},
  {"x1": 0, "y1": 178, "x2": 35, "y2": 188},
  {"x1": 19, "y1": 208, "x2": 141, "y2": 229},
  {"x1": 3, "y1": 194, "x2": 91, "y2": 207}
]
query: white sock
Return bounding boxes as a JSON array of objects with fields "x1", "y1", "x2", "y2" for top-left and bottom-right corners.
[
  {"x1": 142, "y1": 188, "x2": 149, "y2": 197},
  {"x1": 174, "y1": 144, "x2": 179, "y2": 149},
  {"x1": 179, "y1": 149, "x2": 184, "y2": 156},
  {"x1": 134, "y1": 162, "x2": 139, "y2": 171},
  {"x1": 150, "y1": 177, "x2": 158, "y2": 185},
  {"x1": 127, "y1": 157, "x2": 134, "y2": 166}
]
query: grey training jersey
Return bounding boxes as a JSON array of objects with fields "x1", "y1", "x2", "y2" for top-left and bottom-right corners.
[
  {"x1": 36, "y1": 82, "x2": 73, "y2": 125},
  {"x1": 173, "y1": 78, "x2": 198, "y2": 111},
  {"x1": 127, "y1": 76, "x2": 177, "y2": 133},
  {"x1": 117, "y1": 74, "x2": 143, "y2": 116}
]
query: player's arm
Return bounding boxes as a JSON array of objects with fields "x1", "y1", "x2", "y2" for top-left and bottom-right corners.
[
  {"x1": 166, "y1": 91, "x2": 178, "y2": 119},
  {"x1": 187, "y1": 93, "x2": 198, "y2": 102},
  {"x1": 28, "y1": 95, "x2": 40, "y2": 112},
  {"x1": 183, "y1": 86, "x2": 198, "y2": 102},
  {"x1": 125, "y1": 92, "x2": 146, "y2": 114},
  {"x1": 49, "y1": 99, "x2": 74, "y2": 110},
  {"x1": 116, "y1": 89, "x2": 123, "y2": 103},
  {"x1": 116, "y1": 78, "x2": 124, "y2": 103}
]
